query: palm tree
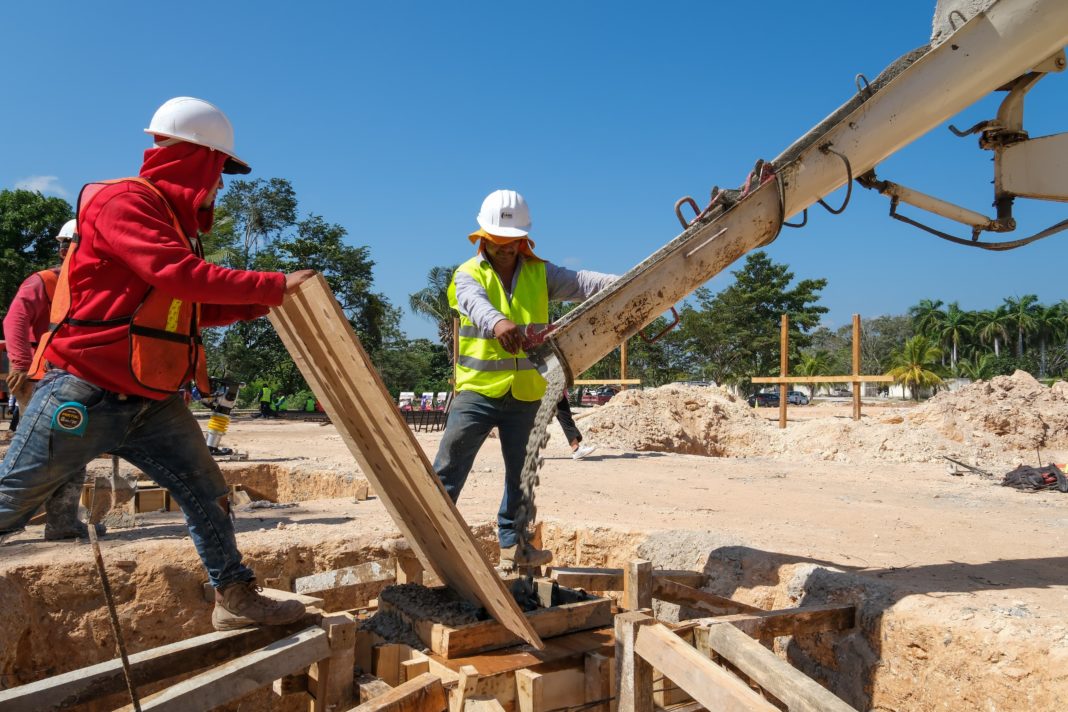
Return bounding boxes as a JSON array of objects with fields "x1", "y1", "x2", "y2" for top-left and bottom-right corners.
[
  {"x1": 938, "y1": 302, "x2": 973, "y2": 372},
  {"x1": 409, "y1": 265, "x2": 460, "y2": 363},
  {"x1": 974, "y1": 307, "x2": 1010, "y2": 358},
  {"x1": 1003, "y1": 294, "x2": 1039, "y2": 357},
  {"x1": 908, "y1": 299, "x2": 946, "y2": 339},
  {"x1": 795, "y1": 351, "x2": 834, "y2": 397},
  {"x1": 888, "y1": 335, "x2": 944, "y2": 400},
  {"x1": 957, "y1": 352, "x2": 997, "y2": 382},
  {"x1": 1032, "y1": 304, "x2": 1067, "y2": 378}
]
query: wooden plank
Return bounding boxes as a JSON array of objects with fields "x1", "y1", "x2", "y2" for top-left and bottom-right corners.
[
  {"x1": 615, "y1": 611, "x2": 655, "y2": 712},
  {"x1": 652, "y1": 579, "x2": 762, "y2": 616},
  {"x1": 623, "y1": 560, "x2": 652, "y2": 611},
  {"x1": 633, "y1": 624, "x2": 775, "y2": 712},
  {"x1": 349, "y1": 672, "x2": 446, "y2": 712},
  {"x1": 270, "y1": 276, "x2": 542, "y2": 650},
  {"x1": 852, "y1": 315, "x2": 862, "y2": 420},
  {"x1": 515, "y1": 669, "x2": 543, "y2": 712},
  {"x1": 357, "y1": 674, "x2": 393, "y2": 703},
  {"x1": 434, "y1": 598, "x2": 612, "y2": 658},
  {"x1": 779, "y1": 315, "x2": 788, "y2": 429},
  {"x1": 401, "y1": 658, "x2": 430, "y2": 682},
  {"x1": 450, "y1": 665, "x2": 481, "y2": 712},
  {"x1": 312, "y1": 613, "x2": 358, "y2": 710},
  {"x1": 750, "y1": 375, "x2": 892, "y2": 384},
  {"x1": 294, "y1": 559, "x2": 396, "y2": 595},
  {"x1": 693, "y1": 604, "x2": 855, "y2": 639},
  {"x1": 136, "y1": 627, "x2": 330, "y2": 711},
  {"x1": 549, "y1": 568, "x2": 704, "y2": 591},
  {"x1": 584, "y1": 651, "x2": 612, "y2": 712},
  {"x1": 375, "y1": 644, "x2": 407, "y2": 687},
  {"x1": 699, "y1": 623, "x2": 857, "y2": 712},
  {"x1": 464, "y1": 696, "x2": 506, "y2": 712},
  {"x1": 396, "y1": 556, "x2": 425, "y2": 585},
  {"x1": 0, "y1": 620, "x2": 313, "y2": 710}
]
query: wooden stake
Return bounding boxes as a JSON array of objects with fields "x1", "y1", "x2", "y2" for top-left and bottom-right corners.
[
  {"x1": 620, "y1": 339, "x2": 629, "y2": 388},
  {"x1": 623, "y1": 560, "x2": 652, "y2": 611},
  {"x1": 615, "y1": 611, "x2": 655, "y2": 712},
  {"x1": 350, "y1": 672, "x2": 446, "y2": 712},
  {"x1": 779, "y1": 314, "x2": 789, "y2": 429},
  {"x1": 852, "y1": 314, "x2": 862, "y2": 420}
]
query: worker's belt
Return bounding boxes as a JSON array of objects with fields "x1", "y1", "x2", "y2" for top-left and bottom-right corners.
[{"x1": 456, "y1": 355, "x2": 536, "y2": 372}]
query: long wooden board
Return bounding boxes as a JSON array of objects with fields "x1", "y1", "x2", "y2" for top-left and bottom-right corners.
[{"x1": 269, "y1": 276, "x2": 541, "y2": 649}]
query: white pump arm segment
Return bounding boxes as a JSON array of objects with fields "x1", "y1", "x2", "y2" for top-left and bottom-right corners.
[{"x1": 537, "y1": 0, "x2": 1068, "y2": 381}]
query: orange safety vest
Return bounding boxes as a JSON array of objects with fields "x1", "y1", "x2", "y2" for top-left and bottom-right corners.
[
  {"x1": 29, "y1": 178, "x2": 210, "y2": 394},
  {"x1": 27, "y1": 269, "x2": 58, "y2": 350}
]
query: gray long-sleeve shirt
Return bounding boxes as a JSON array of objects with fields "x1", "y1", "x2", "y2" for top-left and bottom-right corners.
[{"x1": 453, "y1": 254, "x2": 618, "y2": 333}]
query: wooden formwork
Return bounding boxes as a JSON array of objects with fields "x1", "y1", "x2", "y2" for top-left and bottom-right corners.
[{"x1": 0, "y1": 554, "x2": 859, "y2": 712}]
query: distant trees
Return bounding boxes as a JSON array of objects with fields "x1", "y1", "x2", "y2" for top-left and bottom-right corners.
[{"x1": 905, "y1": 294, "x2": 1068, "y2": 381}]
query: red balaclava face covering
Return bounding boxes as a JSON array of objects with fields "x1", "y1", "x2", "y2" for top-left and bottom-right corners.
[{"x1": 139, "y1": 141, "x2": 228, "y2": 236}]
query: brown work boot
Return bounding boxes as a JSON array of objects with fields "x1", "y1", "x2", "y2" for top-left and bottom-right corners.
[
  {"x1": 499, "y1": 543, "x2": 553, "y2": 572},
  {"x1": 212, "y1": 580, "x2": 306, "y2": 631}
]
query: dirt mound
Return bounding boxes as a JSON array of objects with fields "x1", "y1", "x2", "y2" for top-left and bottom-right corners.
[
  {"x1": 581, "y1": 384, "x2": 771, "y2": 456},
  {"x1": 578, "y1": 383, "x2": 1021, "y2": 465},
  {"x1": 907, "y1": 370, "x2": 1068, "y2": 452}
]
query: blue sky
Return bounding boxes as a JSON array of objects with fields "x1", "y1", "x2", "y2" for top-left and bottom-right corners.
[{"x1": 3, "y1": 2, "x2": 1067, "y2": 339}]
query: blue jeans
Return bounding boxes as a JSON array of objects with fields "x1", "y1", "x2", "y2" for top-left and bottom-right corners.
[
  {"x1": 433, "y1": 389, "x2": 539, "y2": 548},
  {"x1": 0, "y1": 370, "x2": 253, "y2": 588}
]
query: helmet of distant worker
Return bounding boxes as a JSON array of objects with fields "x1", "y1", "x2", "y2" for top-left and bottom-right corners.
[
  {"x1": 477, "y1": 189, "x2": 531, "y2": 238},
  {"x1": 56, "y1": 218, "x2": 76, "y2": 259},
  {"x1": 144, "y1": 96, "x2": 251, "y2": 175}
]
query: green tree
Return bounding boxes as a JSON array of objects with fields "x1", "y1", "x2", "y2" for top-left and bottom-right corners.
[
  {"x1": 1003, "y1": 294, "x2": 1039, "y2": 358},
  {"x1": 203, "y1": 179, "x2": 398, "y2": 393},
  {"x1": 213, "y1": 178, "x2": 297, "y2": 267},
  {"x1": 938, "y1": 301, "x2": 973, "y2": 372},
  {"x1": 678, "y1": 251, "x2": 827, "y2": 389},
  {"x1": 409, "y1": 265, "x2": 460, "y2": 365},
  {"x1": 1032, "y1": 303, "x2": 1066, "y2": 378},
  {"x1": 974, "y1": 307, "x2": 1010, "y2": 358},
  {"x1": 859, "y1": 315, "x2": 913, "y2": 375},
  {"x1": 957, "y1": 352, "x2": 997, "y2": 381},
  {"x1": 888, "y1": 335, "x2": 944, "y2": 400},
  {"x1": 0, "y1": 190, "x2": 73, "y2": 328},
  {"x1": 795, "y1": 350, "x2": 834, "y2": 396},
  {"x1": 908, "y1": 298, "x2": 946, "y2": 339}
]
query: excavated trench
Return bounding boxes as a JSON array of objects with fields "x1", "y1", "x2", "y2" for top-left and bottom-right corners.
[{"x1": 0, "y1": 462, "x2": 1064, "y2": 711}]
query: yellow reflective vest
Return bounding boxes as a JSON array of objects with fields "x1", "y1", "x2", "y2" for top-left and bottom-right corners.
[{"x1": 449, "y1": 255, "x2": 548, "y2": 401}]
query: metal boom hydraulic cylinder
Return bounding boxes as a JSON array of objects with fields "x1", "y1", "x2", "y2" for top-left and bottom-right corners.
[{"x1": 533, "y1": 0, "x2": 1068, "y2": 382}]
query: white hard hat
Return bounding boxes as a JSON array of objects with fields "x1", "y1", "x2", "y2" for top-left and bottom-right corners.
[
  {"x1": 144, "y1": 97, "x2": 251, "y2": 175},
  {"x1": 56, "y1": 219, "x2": 77, "y2": 241},
  {"x1": 476, "y1": 189, "x2": 531, "y2": 238}
]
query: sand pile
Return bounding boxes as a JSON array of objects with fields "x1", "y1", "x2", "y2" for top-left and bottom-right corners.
[
  {"x1": 581, "y1": 384, "x2": 772, "y2": 456},
  {"x1": 577, "y1": 378, "x2": 1060, "y2": 466},
  {"x1": 907, "y1": 370, "x2": 1068, "y2": 452}
]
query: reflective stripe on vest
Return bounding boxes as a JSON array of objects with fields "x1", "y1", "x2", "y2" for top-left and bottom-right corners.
[
  {"x1": 28, "y1": 178, "x2": 210, "y2": 393},
  {"x1": 448, "y1": 255, "x2": 548, "y2": 401}
]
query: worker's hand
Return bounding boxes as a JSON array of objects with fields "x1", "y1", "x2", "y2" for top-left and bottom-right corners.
[
  {"x1": 10, "y1": 375, "x2": 33, "y2": 410},
  {"x1": 284, "y1": 270, "x2": 317, "y2": 295},
  {"x1": 493, "y1": 319, "x2": 523, "y2": 354},
  {"x1": 6, "y1": 370, "x2": 27, "y2": 395}
]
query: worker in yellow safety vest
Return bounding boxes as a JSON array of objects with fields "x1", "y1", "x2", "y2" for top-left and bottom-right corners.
[{"x1": 434, "y1": 189, "x2": 617, "y2": 571}]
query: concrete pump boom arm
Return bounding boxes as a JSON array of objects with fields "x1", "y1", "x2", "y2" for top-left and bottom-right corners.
[{"x1": 533, "y1": 0, "x2": 1068, "y2": 383}]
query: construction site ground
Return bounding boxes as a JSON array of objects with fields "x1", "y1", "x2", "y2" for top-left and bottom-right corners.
[{"x1": 2, "y1": 372, "x2": 1067, "y2": 710}]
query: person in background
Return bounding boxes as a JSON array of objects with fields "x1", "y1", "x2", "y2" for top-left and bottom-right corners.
[{"x1": 555, "y1": 393, "x2": 596, "y2": 459}]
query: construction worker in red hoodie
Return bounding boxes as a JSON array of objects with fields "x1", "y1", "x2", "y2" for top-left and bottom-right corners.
[
  {"x1": 0, "y1": 97, "x2": 315, "y2": 631},
  {"x1": 2, "y1": 219, "x2": 106, "y2": 540}
]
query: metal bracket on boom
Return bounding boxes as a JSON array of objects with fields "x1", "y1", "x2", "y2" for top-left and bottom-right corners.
[{"x1": 859, "y1": 53, "x2": 1068, "y2": 251}]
